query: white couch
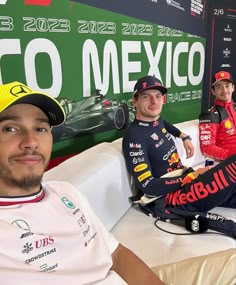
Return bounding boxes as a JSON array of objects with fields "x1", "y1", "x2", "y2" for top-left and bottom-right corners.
[{"x1": 43, "y1": 119, "x2": 236, "y2": 268}]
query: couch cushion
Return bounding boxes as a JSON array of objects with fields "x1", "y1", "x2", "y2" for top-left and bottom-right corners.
[
  {"x1": 152, "y1": 248, "x2": 236, "y2": 285},
  {"x1": 172, "y1": 119, "x2": 205, "y2": 168},
  {"x1": 43, "y1": 142, "x2": 133, "y2": 231}
]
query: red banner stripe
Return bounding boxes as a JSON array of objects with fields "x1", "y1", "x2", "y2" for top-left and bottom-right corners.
[{"x1": 25, "y1": 0, "x2": 52, "y2": 6}]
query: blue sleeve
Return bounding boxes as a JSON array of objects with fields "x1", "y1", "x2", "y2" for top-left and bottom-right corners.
[{"x1": 163, "y1": 119, "x2": 182, "y2": 138}]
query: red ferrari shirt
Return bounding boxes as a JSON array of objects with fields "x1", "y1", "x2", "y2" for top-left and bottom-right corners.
[{"x1": 199, "y1": 99, "x2": 236, "y2": 160}]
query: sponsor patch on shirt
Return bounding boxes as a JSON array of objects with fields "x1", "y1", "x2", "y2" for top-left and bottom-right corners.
[
  {"x1": 225, "y1": 120, "x2": 232, "y2": 129},
  {"x1": 129, "y1": 143, "x2": 141, "y2": 148},
  {"x1": 151, "y1": 133, "x2": 159, "y2": 140},
  {"x1": 139, "y1": 122, "x2": 149, "y2": 127},
  {"x1": 137, "y1": 171, "x2": 151, "y2": 182},
  {"x1": 134, "y1": 163, "x2": 148, "y2": 172}
]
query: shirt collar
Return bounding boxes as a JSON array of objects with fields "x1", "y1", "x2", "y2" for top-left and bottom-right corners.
[{"x1": 0, "y1": 187, "x2": 45, "y2": 206}]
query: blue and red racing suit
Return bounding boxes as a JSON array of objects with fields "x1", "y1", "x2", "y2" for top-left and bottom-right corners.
[
  {"x1": 199, "y1": 99, "x2": 236, "y2": 161},
  {"x1": 122, "y1": 118, "x2": 236, "y2": 238}
]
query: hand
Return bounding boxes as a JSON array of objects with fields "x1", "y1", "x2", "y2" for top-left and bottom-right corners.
[
  {"x1": 183, "y1": 139, "x2": 194, "y2": 158},
  {"x1": 192, "y1": 166, "x2": 211, "y2": 178},
  {"x1": 181, "y1": 166, "x2": 211, "y2": 186}
]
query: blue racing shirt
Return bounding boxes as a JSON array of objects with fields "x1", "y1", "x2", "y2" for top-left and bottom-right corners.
[{"x1": 122, "y1": 118, "x2": 187, "y2": 197}]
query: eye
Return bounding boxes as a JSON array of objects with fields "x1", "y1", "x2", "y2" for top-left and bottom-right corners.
[
  {"x1": 35, "y1": 121, "x2": 51, "y2": 133},
  {"x1": 36, "y1": 127, "x2": 50, "y2": 132},
  {"x1": 142, "y1": 94, "x2": 149, "y2": 99},
  {"x1": 2, "y1": 126, "x2": 18, "y2": 132}
]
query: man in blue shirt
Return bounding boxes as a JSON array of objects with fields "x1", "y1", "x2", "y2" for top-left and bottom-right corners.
[{"x1": 123, "y1": 75, "x2": 236, "y2": 238}]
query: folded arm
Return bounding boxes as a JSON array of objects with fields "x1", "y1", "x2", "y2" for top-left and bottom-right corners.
[{"x1": 164, "y1": 120, "x2": 194, "y2": 158}]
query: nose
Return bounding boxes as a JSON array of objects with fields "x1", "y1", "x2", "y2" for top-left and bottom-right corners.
[
  {"x1": 19, "y1": 130, "x2": 39, "y2": 151},
  {"x1": 221, "y1": 85, "x2": 227, "y2": 92},
  {"x1": 150, "y1": 95, "x2": 157, "y2": 104}
]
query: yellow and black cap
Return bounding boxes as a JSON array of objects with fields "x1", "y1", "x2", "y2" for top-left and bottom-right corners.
[{"x1": 0, "y1": 81, "x2": 65, "y2": 126}]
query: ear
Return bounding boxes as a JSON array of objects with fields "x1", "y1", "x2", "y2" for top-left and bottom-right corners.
[
  {"x1": 211, "y1": 87, "x2": 216, "y2": 96},
  {"x1": 132, "y1": 97, "x2": 137, "y2": 106}
]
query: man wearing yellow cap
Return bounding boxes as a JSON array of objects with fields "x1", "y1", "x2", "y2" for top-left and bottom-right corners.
[{"x1": 0, "y1": 81, "x2": 164, "y2": 285}]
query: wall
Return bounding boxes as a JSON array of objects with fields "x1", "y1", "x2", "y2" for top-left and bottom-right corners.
[
  {"x1": 203, "y1": 0, "x2": 236, "y2": 110},
  {"x1": 0, "y1": 0, "x2": 207, "y2": 158}
]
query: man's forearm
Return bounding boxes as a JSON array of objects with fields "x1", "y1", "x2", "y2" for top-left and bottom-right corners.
[{"x1": 111, "y1": 243, "x2": 165, "y2": 285}]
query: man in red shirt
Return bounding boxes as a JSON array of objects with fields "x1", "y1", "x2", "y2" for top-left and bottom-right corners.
[{"x1": 199, "y1": 71, "x2": 236, "y2": 161}]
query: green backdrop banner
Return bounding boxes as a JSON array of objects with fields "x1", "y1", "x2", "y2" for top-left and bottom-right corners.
[{"x1": 0, "y1": 0, "x2": 206, "y2": 157}]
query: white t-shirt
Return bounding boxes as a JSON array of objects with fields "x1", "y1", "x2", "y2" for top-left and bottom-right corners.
[{"x1": 0, "y1": 181, "x2": 127, "y2": 285}]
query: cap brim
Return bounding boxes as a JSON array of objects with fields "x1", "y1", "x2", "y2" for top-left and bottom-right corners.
[
  {"x1": 212, "y1": 79, "x2": 233, "y2": 87},
  {"x1": 13, "y1": 93, "x2": 65, "y2": 126}
]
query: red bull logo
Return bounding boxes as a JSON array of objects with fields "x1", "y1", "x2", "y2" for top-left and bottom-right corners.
[
  {"x1": 168, "y1": 153, "x2": 180, "y2": 165},
  {"x1": 165, "y1": 167, "x2": 236, "y2": 206}
]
